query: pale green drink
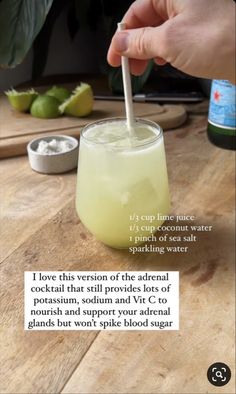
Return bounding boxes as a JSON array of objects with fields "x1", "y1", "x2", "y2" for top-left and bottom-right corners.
[{"x1": 76, "y1": 118, "x2": 170, "y2": 248}]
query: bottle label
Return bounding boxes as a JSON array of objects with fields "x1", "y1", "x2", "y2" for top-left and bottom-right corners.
[{"x1": 208, "y1": 80, "x2": 236, "y2": 131}]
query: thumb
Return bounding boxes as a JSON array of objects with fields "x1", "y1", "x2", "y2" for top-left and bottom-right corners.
[{"x1": 111, "y1": 25, "x2": 169, "y2": 60}]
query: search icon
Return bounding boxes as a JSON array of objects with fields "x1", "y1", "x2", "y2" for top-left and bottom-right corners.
[
  {"x1": 216, "y1": 371, "x2": 223, "y2": 379},
  {"x1": 207, "y1": 362, "x2": 231, "y2": 387}
]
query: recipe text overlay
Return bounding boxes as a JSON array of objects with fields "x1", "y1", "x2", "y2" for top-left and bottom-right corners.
[
  {"x1": 129, "y1": 214, "x2": 213, "y2": 254},
  {"x1": 25, "y1": 271, "x2": 179, "y2": 331}
]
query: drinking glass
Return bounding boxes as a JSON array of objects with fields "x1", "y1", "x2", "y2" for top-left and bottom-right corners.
[{"x1": 76, "y1": 117, "x2": 170, "y2": 248}]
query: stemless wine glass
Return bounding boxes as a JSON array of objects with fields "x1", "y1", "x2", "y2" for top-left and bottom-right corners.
[{"x1": 76, "y1": 117, "x2": 170, "y2": 248}]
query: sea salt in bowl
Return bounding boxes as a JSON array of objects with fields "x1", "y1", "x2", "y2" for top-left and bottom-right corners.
[{"x1": 27, "y1": 135, "x2": 79, "y2": 174}]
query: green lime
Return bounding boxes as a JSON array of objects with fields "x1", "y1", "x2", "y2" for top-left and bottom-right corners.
[
  {"x1": 5, "y1": 88, "x2": 38, "y2": 112},
  {"x1": 30, "y1": 95, "x2": 61, "y2": 119},
  {"x1": 46, "y1": 86, "x2": 71, "y2": 103},
  {"x1": 59, "y1": 83, "x2": 93, "y2": 117}
]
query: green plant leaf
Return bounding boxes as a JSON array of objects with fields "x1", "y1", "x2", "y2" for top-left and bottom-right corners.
[{"x1": 0, "y1": 0, "x2": 54, "y2": 68}]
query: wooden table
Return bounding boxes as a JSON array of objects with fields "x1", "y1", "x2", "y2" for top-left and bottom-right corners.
[{"x1": 0, "y1": 103, "x2": 235, "y2": 394}]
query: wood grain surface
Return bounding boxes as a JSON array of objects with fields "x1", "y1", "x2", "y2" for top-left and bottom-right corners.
[{"x1": 0, "y1": 111, "x2": 235, "y2": 394}]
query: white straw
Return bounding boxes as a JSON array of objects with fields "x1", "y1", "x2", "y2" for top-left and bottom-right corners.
[{"x1": 118, "y1": 22, "x2": 135, "y2": 135}]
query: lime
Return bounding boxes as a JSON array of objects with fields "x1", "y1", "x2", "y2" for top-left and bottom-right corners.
[
  {"x1": 46, "y1": 86, "x2": 71, "y2": 103},
  {"x1": 59, "y1": 83, "x2": 93, "y2": 117},
  {"x1": 5, "y1": 88, "x2": 38, "y2": 112},
  {"x1": 30, "y1": 95, "x2": 61, "y2": 119}
]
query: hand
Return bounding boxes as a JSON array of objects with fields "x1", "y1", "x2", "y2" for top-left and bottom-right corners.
[{"x1": 107, "y1": 0, "x2": 235, "y2": 84}]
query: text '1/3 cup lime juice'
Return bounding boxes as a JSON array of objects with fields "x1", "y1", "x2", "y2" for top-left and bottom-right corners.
[{"x1": 76, "y1": 118, "x2": 170, "y2": 248}]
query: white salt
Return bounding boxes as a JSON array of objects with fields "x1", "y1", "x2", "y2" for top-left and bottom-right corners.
[{"x1": 36, "y1": 139, "x2": 74, "y2": 155}]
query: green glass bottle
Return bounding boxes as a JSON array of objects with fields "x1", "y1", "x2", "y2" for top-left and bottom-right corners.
[{"x1": 207, "y1": 80, "x2": 236, "y2": 150}]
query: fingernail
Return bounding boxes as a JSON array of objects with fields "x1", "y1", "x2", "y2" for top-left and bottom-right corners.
[{"x1": 114, "y1": 32, "x2": 129, "y2": 53}]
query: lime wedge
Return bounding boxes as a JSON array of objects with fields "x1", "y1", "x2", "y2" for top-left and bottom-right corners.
[
  {"x1": 5, "y1": 88, "x2": 38, "y2": 112},
  {"x1": 46, "y1": 86, "x2": 71, "y2": 103},
  {"x1": 59, "y1": 83, "x2": 93, "y2": 117},
  {"x1": 30, "y1": 95, "x2": 61, "y2": 119}
]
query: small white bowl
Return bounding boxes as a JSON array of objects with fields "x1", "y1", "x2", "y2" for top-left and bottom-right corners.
[{"x1": 27, "y1": 135, "x2": 79, "y2": 174}]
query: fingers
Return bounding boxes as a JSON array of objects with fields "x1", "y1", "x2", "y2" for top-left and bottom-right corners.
[
  {"x1": 107, "y1": 0, "x2": 167, "y2": 68},
  {"x1": 108, "y1": 26, "x2": 167, "y2": 62},
  {"x1": 154, "y1": 57, "x2": 167, "y2": 66},
  {"x1": 123, "y1": 0, "x2": 164, "y2": 29},
  {"x1": 107, "y1": 0, "x2": 172, "y2": 71},
  {"x1": 129, "y1": 59, "x2": 149, "y2": 75},
  {"x1": 107, "y1": 45, "x2": 149, "y2": 76},
  {"x1": 107, "y1": 48, "x2": 121, "y2": 67}
]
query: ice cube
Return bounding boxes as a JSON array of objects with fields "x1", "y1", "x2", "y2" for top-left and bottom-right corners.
[{"x1": 126, "y1": 178, "x2": 158, "y2": 211}]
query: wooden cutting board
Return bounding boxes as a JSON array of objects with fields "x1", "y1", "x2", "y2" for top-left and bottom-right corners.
[{"x1": 0, "y1": 94, "x2": 187, "y2": 158}]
